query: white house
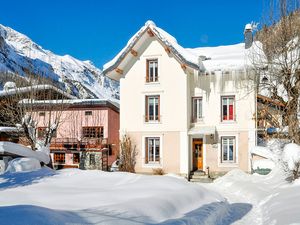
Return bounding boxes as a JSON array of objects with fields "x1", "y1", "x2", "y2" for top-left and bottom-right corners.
[{"x1": 103, "y1": 21, "x2": 256, "y2": 177}]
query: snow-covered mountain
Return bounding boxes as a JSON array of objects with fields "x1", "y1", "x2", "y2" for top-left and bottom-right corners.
[{"x1": 0, "y1": 24, "x2": 119, "y2": 101}]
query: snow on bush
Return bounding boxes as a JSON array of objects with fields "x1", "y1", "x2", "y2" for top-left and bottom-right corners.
[
  {"x1": 6, "y1": 157, "x2": 41, "y2": 173},
  {"x1": 282, "y1": 143, "x2": 300, "y2": 179}
]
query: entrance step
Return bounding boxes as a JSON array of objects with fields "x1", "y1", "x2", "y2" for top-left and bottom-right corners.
[
  {"x1": 189, "y1": 177, "x2": 213, "y2": 183},
  {"x1": 189, "y1": 170, "x2": 213, "y2": 183}
]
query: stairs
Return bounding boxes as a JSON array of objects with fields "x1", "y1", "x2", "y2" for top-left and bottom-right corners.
[{"x1": 189, "y1": 170, "x2": 213, "y2": 183}]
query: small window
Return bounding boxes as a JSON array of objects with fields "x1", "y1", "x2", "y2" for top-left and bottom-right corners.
[
  {"x1": 145, "y1": 137, "x2": 160, "y2": 164},
  {"x1": 221, "y1": 96, "x2": 235, "y2": 121},
  {"x1": 145, "y1": 95, "x2": 160, "y2": 122},
  {"x1": 73, "y1": 153, "x2": 80, "y2": 164},
  {"x1": 54, "y1": 153, "x2": 65, "y2": 163},
  {"x1": 85, "y1": 111, "x2": 92, "y2": 116},
  {"x1": 221, "y1": 137, "x2": 236, "y2": 163},
  {"x1": 39, "y1": 112, "x2": 45, "y2": 117},
  {"x1": 90, "y1": 154, "x2": 96, "y2": 165},
  {"x1": 82, "y1": 127, "x2": 104, "y2": 138},
  {"x1": 146, "y1": 59, "x2": 158, "y2": 82},
  {"x1": 37, "y1": 127, "x2": 47, "y2": 139},
  {"x1": 192, "y1": 97, "x2": 202, "y2": 122}
]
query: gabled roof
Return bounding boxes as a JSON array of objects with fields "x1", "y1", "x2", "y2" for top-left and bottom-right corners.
[{"x1": 102, "y1": 21, "x2": 204, "y2": 80}]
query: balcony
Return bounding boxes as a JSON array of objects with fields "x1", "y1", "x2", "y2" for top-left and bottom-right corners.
[{"x1": 50, "y1": 138, "x2": 108, "y2": 150}]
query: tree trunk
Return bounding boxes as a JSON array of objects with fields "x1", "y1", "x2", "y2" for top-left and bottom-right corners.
[{"x1": 286, "y1": 96, "x2": 300, "y2": 144}]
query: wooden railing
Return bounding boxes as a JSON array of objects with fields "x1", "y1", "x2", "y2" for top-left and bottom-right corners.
[{"x1": 50, "y1": 138, "x2": 108, "y2": 150}]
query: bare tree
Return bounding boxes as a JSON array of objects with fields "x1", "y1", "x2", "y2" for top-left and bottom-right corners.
[
  {"x1": 119, "y1": 134, "x2": 137, "y2": 173},
  {"x1": 0, "y1": 75, "x2": 69, "y2": 151},
  {"x1": 250, "y1": 0, "x2": 300, "y2": 143}
]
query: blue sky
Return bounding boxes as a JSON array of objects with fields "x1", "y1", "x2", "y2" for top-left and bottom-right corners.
[{"x1": 0, "y1": 0, "x2": 265, "y2": 68}]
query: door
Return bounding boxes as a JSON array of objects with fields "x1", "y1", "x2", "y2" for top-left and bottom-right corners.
[{"x1": 193, "y1": 139, "x2": 203, "y2": 170}]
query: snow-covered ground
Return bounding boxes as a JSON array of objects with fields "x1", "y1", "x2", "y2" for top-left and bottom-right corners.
[{"x1": 0, "y1": 168, "x2": 241, "y2": 225}]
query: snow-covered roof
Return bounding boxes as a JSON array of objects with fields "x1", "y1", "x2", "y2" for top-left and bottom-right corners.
[
  {"x1": 102, "y1": 20, "x2": 204, "y2": 77},
  {"x1": 102, "y1": 20, "x2": 253, "y2": 79},
  {"x1": 20, "y1": 98, "x2": 119, "y2": 111},
  {"x1": 0, "y1": 127, "x2": 19, "y2": 133},
  {"x1": 0, "y1": 84, "x2": 77, "y2": 99},
  {"x1": 186, "y1": 43, "x2": 248, "y2": 72}
]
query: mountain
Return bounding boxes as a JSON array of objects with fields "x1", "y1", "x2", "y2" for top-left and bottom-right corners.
[{"x1": 0, "y1": 24, "x2": 119, "y2": 101}]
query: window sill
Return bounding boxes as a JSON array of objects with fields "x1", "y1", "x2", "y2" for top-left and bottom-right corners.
[
  {"x1": 192, "y1": 118, "x2": 204, "y2": 124},
  {"x1": 145, "y1": 82, "x2": 160, "y2": 85},
  {"x1": 218, "y1": 162, "x2": 238, "y2": 167},
  {"x1": 144, "y1": 121, "x2": 162, "y2": 124},
  {"x1": 143, "y1": 163, "x2": 162, "y2": 168},
  {"x1": 220, "y1": 120, "x2": 237, "y2": 124}
]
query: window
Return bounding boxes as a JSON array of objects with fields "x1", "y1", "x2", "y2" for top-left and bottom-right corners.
[
  {"x1": 39, "y1": 112, "x2": 45, "y2": 117},
  {"x1": 82, "y1": 127, "x2": 104, "y2": 138},
  {"x1": 89, "y1": 154, "x2": 96, "y2": 165},
  {"x1": 192, "y1": 97, "x2": 203, "y2": 122},
  {"x1": 145, "y1": 137, "x2": 160, "y2": 164},
  {"x1": 146, "y1": 59, "x2": 158, "y2": 82},
  {"x1": 221, "y1": 137, "x2": 236, "y2": 163},
  {"x1": 37, "y1": 127, "x2": 56, "y2": 139},
  {"x1": 85, "y1": 111, "x2": 92, "y2": 116},
  {"x1": 54, "y1": 153, "x2": 65, "y2": 163},
  {"x1": 145, "y1": 95, "x2": 160, "y2": 122},
  {"x1": 37, "y1": 127, "x2": 47, "y2": 139},
  {"x1": 73, "y1": 153, "x2": 80, "y2": 164},
  {"x1": 221, "y1": 96, "x2": 235, "y2": 121}
]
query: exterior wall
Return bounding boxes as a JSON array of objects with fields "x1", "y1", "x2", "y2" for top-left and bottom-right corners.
[
  {"x1": 79, "y1": 151, "x2": 102, "y2": 170},
  {"x1": 37, "y1": 105, "x2": 119, "y2": 169},
  {"x1": 188, "y1": 71, "x2": 256, "y2": 173},
  {"x1": 127, "y1": 131, "x2": 181, "y2": 174},
  {"x1": 120, "y1": 37, "x2": 189, "y2": 174}
]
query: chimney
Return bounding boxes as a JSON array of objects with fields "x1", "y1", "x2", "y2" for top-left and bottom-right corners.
[{"x1": 244, "y1": 24, "x2": 253, "y2": 49}]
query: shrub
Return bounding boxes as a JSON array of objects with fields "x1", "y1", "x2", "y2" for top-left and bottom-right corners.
[{"x1": 119, "y1": 134, "x2": 137, "y2": 173}]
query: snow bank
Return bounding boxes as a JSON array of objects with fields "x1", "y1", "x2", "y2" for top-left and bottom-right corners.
[
  {"x1": 0, "y1": 169, "x2": 230, "y2": 225},
  {"x1": 6, "y1": 158, "x2": 41, "y2": 173},
  {"x1": 282, "y1": 143, "x2": 300, "y2": 171},
  {"x1": 0, "y1": 141, "x2": 50, "y2": 164},
  {"x1": 252, "y1": 159, "x2": 275, "y2": 170}
]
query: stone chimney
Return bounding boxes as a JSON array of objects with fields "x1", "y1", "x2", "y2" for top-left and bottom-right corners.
[{"x1": 244, "y1": 24, "x2": 253, "y2": 49}]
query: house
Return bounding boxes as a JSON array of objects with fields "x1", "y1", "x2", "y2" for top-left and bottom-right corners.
[
  {"x1": 32, "y1": 99, "x2": 120, "y2": 170},
  {"x1": 103, "y1": 21, "x2": 256, "y2": 178}
]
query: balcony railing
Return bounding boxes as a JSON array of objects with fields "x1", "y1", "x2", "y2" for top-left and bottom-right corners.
[{"x1": 50, "y1": 138, "x2": 108, "y2": 150}]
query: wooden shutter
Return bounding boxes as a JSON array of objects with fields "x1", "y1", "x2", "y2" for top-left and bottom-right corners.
[
  {"x1": 145, "y1": 138, "x2": 148, "y2": 163},
  {"x1": 146, "y1": 60, "x2": 149, "y2": 82},
  {"x1": 145, "y1": 96, "x2": 149, "y2": 122},
  {"x1": 158, "y1": 96, "x2": 160, "y2": 122}
]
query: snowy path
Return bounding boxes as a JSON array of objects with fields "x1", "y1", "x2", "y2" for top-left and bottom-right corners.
[{"x1": 204, "y1": 183, "x2": 263, "y2": 225}]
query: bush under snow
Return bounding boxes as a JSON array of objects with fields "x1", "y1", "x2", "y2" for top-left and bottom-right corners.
[
  {"x1": 6, "y1": 158, "x2": 41, "y2": 173},
  {"x1": 282, "y1": 143, "x2": 300, "y2": 178}
]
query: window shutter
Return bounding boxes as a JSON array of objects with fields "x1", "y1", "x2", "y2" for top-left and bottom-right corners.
[
  {"x1": 145, "y1": 96, "x2": 149, "y2": 122},
  {"x1": 158, "y1": 96, "x2": 160, "y2": 122},
  {"x1": 146, "y1": 60, "x2": 149, "y2": 82},
  {"x1": 145, "y1": 138, "x2": 148, "y2": 163}
]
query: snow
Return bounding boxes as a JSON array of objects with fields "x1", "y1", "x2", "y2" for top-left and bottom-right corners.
[
  {"x1": 252, "y1": 159, "x2": 275, "y2": 170},
  {"x1": 282, "y1": 143, "x2": 300, "y2": 171},
  {"x1": 0, "y1": 24, "x2": 119, "y2": 101},
  {"x1": 0, "y1": 126, "x2": 19, "y2": 132},
  {"x1": 5, "y1": 157, "x2": 41, "y2": 173},
  {"x1": 251, "y1": 146, "x2": 277, "y2": 161},
  {"x1": 0, "y1": 142, "x2": 50, "y2": 164},
  {"x1": 186, "y1": 43, "x2": 248, "y2": 72},
  {"x1": 0, "y1": 168, "x2": 234, "y2": 225}
]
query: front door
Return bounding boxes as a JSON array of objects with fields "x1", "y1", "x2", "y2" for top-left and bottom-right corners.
[{"x1": 193, "y1": 139, "x2": 203, "y2": 170}]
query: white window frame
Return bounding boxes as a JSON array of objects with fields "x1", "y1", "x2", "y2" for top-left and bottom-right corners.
[
  {"x1": 142, "y1": 135, "x2": 163, "y2": 168},
  {"x1": 218, "y1": 135, "x2": 239, "y2": 167},
  {"x1": 146, "y1": 95, "x2": 159, "y2": 122},
  {"x1": 147, "y1": 59, "x2": 158, "y2": 82},
  {"x1": 221, "y1": 96, "x2": 235, "y2": 122},
  {"x1": 192, "y1": 97, "x2": 203, "y2": 122},
  {"x1": 221, "y1": 137, "x2": 236, "y2": 163},
  {"x1": 146, "y1": 137, "x2": 160, "y2": 164}
]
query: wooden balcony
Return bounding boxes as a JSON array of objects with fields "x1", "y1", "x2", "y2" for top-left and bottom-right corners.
[{"x1": 50, "y1": 138, "x2": 108, "y2": 150}]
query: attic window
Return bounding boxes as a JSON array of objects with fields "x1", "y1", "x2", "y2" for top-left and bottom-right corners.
[
  {"x1": 146, "y1": 59, "x2": 158, "y2": 83},
  {"x1": 39, "y1": 112, "x2": 45, "y2": 117},
  {"x1": 85, "y1": 111, "x2": 92, "y2": 116}
]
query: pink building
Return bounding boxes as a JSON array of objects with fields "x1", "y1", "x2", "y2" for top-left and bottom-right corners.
[{"x1": 35, "y1": 99, "x2": 119, "y2": 170}]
